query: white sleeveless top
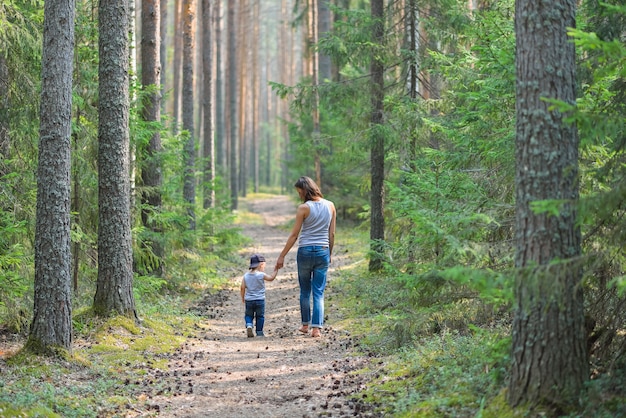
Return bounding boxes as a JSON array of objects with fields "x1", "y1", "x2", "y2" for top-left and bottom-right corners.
[
  {"x1": 299, "y1": 199, "x2": 332, "y2": 247},
  {"x1": 243, "y1": 271, "x2": 266, "y2": 301}
]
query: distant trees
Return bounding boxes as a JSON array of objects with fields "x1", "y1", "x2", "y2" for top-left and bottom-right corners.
[{"x1": 27, "y1": 0, "x2": 75, "y2": 353}]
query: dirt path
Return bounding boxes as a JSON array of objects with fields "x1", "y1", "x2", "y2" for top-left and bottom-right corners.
[{"x1": 149, "y1": 195, "x2": 378, "y2": 417}]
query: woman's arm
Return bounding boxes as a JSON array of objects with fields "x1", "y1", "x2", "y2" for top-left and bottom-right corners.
[
  {"x1": 240, "y1": 277, "x2": 246, "y2": 303},
  {"x1": 328, "y1": 201, "x2": 336, "y2": 262},
  {"x1": 275, "y1": 203, "x2": 308, "y2": 269}
]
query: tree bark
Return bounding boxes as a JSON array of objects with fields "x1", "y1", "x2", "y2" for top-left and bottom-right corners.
[
  {"x1": 252, "y1": 0, "x2": 260, "y2": 193},
  {"x1": 318, "y1": 0, "x2": 331, "y2": 83},
  {"x1": 202, "y1": 0, "x2": 215, "y2": 209},
  {"x1": 237, "y1": 0, "x2": 247, "y2": 199},
  {"x1": 215, "y1": 0, "x2": 226, "y2": 177},
  {"x1": 228, "y1": 0, "x2": 238, "y2": 210},
  {"x1": 93, "y1": 0, "x2": 137, "y2": 319},
  {"x1": 310, "y1": 0, "x2": 322, "y2": 187},
  {"x1": 182, "y1": 0, "x2": 196, "y2": 231},
  {"x1": 160, "y1": 0, "x2": 168, "y2": 114},
  {"x1": 369, "y1": 0, "x2": 385, "y2": 272},
  {"x1": 0, "y1": 53, "x2": 8, "y2": 178},
  {"x1": 172, "y1": 0, "x2": 183, "y2": 132},
  {"x1": 509, "y1": 0, "x2": 587, "y2": 411},
  {"x1": 28, "y1": 0, "x2": 75, "y2": 354},
  {"x1": 140, "y1": 0, "x2": 164, "y2": 274}
]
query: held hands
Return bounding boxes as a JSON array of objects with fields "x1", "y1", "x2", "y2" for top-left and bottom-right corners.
[{"x1": 275, "y1": 255, "x2": 285, "y2": 270}]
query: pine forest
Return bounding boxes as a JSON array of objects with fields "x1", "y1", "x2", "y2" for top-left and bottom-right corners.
[{"x1": 1, "y1": 0, "x2": 626, "y2": 416}]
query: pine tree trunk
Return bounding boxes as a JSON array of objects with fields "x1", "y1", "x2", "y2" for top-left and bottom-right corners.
[
  {"x1": 140, "y1": 0, "x2": 164, "y2": 274},
  {"x1": 160, "y1": 0, "x2": 168, "y2": 114},
  {"x1": 28, "y1": 0, "x2": 75, "y2": 354},
  {"x1": 172, "y1": 0, "x2": 183, "y2": 132},
  {"x1": 252, "y1": 0, "x2": 260, "y2": 193},
  {"x1": 215, "y1": 0, "x2": 226, "y2": 177},
  {"x1": 0, "y1": 53, "x2": 8, "y2": 178},
  {"x1": 508, "y1": 0, "x2": 587, "y2": 411},
  {"x1": 228, "y1": 0, "x2": 238, "y2": 210},
  {"x1": 237, "y1": 0, "x2": 248, "y2": 199},
  {"x1": 202, "y1": 0, "x2": 215, "y2": 209},
  {"x1": 94, "y1": 0, "x2": 137, "y2": 319},
  {"x1": 369, "y1": 0, "x2": 385, "y2": 272},
  {"x1": 182, "y1": 0, "x2": 196, "y2": 230},
  {"x1": 318, "y1": 0, "x2": 331, "y2": 83}
]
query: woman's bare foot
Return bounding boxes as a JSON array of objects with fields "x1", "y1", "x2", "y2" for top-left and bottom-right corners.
[
  {"x1": 311, "y1": 328, "x2": 321, "y2": 338},
  {"x1": 298, "y1": 326, "x2": 309, "y2": 334}
]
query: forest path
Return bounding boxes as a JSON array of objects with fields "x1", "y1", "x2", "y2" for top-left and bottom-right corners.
[{"x1": 150, "y1": 195, "x2": 377, "y2": 417}]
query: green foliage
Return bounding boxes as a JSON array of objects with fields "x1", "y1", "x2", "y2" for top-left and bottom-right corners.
[
  {"x1": 360, "y1": 327, "x2": 510, "y2": 417},
  {"x1": 0, "y1": 211, "x2": 31, "y2": 332},
  {"x1": 387, "y1": 163, "x2": 507, "y2": 272}
]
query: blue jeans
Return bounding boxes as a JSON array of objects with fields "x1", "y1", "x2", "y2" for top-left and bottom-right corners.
[
  {"x1": 244, "y1": 299, "x2": 265, "y2": 332},
  {"x1": 297, "y1": 245, "x2": 330, "y2": 328}
]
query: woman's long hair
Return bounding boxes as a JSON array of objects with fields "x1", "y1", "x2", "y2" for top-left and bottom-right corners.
[{"x1": 294, "y1": 176, "x2": 323, "y2": 202}]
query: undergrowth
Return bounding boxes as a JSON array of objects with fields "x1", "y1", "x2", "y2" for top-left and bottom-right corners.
[{"x1": 332, "y1": 230, "x2": 626, "y2": 417}]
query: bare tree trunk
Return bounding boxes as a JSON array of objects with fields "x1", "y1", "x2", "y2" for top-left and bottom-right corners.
[
  {"x1": 0, "y1": 54, "x2": 8, "y2": 178},
  {"x1": 279, "y1": 0, "x2": 291, "y2": 192},
  {"x1": 94, "y1": 0, "x2": 137, "y2": 319},
  {"x1": 369, "y1": 0, "x2": 385, "y2": 272},
  {"x1": 508, "y1": 0, "x2": 587, "y2": 411},
  {"x1": 318, "y1": 0, "x2": 331, "y2": 82},
  {"x1": 182, "y1": 0, "x2": 196, "y2": 231},
  {"x1": 237, "y1": 0, "x2": 248, "y2": 198},
  {"x1": 215, "y1": 0, "x2": 226, "y2": 177},
  {"x1": 202, "y1": 0, "x2": 215, "y2": 209},
  {"x1": 160, "y1": 0, "x2": 168, "y2": 114},
  {"x1": 28, "y1": 0, "x2": 75, "y2": 354},
  {"x1": 140, "y1": 0, "x2": 163, "y2": 275},
  {"x1": 252, "y1": 0, "x2": 260, "y2": 193},
  {"x1": 310, "y1": 0, "x2": 322, "y2": 187},
  {"x1": 172, "y1": 0, "x2": 183, "y2": 133},
  {"x1": 228, "y1": 0, "x2": 238, "y2": 210}
]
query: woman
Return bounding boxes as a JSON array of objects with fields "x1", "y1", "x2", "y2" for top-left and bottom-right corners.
[{"x1": 275, "y1": 176, "x2": 336, "y2": 338}]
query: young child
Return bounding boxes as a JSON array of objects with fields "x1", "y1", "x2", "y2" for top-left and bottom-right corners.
[{"x1": 240, "y1": 254, "x2": 278, "y2": 337}]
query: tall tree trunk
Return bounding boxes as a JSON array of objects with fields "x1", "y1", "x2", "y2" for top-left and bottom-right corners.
[
  {"x1": 310, "y1": 0, "x2": 322, "y2": 187},
  {"x1": 318, "y1": 0, "x2": 331, "y2": 83},
  {"x1": 215, "y1": 0, "x2": 226, "y2": 177},
  {"x1": 0, "y1": 54, "x2": 8, "y2": 178},
  {"x1": 228, "y1": 0, "x2": 238, "y2": 210},
  {"x1": 93, "y1": 0, "x2": 137, "y2": 319},
  {"x1": 28, "y1": 0, "x2": 75, "y2": 354},
  {"x1": 508, "y1": 0, "x2": 587, "y2": 411},
  {"x1": 140, "y1": 0, "x2": 164, "y2": 275},
  {"x1": 251, "y1": 0, "x2": 260, "y2": 193},
  {"x1": 237, "y1": 0, "x2": 247, "y2": 198},
  {"x1": 172, "y1": 0, "x2": 183, "y2": 133},
  {"x1": 369, "y1": 0, "x2": 385, "y2": 272},
  {"x1": 279, "y1": 0, "x2": 291, "y2": 192},
  {"x1": 160, "y1": 0, "x2": 168, "y2": 114},
  {"x1": 182, "y1": 0, "x2": 196, "y2": 231},
  {"x1": 202, "y1": 0, "x2": 215, "y2": 209}
]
